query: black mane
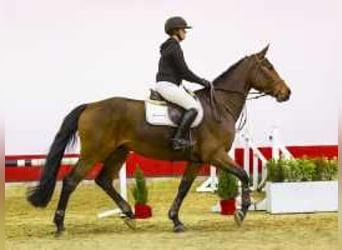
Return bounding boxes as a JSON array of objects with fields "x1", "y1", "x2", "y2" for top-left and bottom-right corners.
[{"x1": 213, "y1": 57, "x2": 246, "y2": 84}]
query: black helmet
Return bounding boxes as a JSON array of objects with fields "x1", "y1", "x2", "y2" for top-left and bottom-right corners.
[{"x1": 164, "y1": 16, "x2": 192, "y2": 35}]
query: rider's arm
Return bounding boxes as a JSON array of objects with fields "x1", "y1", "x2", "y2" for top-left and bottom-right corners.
[{"x1": 172, "y1": 43, "x2": 208, "y2": 86}]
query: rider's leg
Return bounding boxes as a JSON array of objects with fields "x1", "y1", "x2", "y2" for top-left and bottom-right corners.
[
  {"x1": 155, "y1": 82, "x2": 199, "y2": 149},
  {"x1": 171, "y1": 108, "x2": 198, "y2": 149}
]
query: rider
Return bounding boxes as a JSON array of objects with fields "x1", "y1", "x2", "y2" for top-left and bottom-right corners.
[{"x1": 155, "y1": 16, "x2": 211, "y2": 150}]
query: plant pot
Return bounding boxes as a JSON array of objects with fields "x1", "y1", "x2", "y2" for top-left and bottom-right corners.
[
  {"x1": 134, "y1": 204, "x2": 152, "y2": 219},
  {"x1": 220, "y1": 199, "x2": 236, "y2": 215}
]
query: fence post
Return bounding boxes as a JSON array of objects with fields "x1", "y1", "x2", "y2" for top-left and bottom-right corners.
[
  {"x1": 119, "y1": 163, "x2": 127, "y2": 200},
  {"x1": 270, "y1": 126, "x2": 280, "y2": 160}
]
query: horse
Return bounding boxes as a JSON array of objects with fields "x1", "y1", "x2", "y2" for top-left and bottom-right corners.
[{"x1": 27, "y1": 45, "x2": 291, "y2": 235}]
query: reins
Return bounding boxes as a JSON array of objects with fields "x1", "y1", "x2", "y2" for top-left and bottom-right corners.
[
  {"x1": 247, "y1": 92, "x2": 267, "y2": 100},
  {"x1": 209, "y1": 84, "x2": 223, "y2": 123},
  {"x1": 208, "y1": 84, "x2": 269, "y2": 130}
]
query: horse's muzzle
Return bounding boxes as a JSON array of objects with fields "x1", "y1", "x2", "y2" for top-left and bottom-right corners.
[{"x1": 276, "y1": 89, "x2": 291, "y2": 102}]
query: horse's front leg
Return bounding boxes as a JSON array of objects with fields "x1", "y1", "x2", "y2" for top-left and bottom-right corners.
[
  {"x1": 210, "y1": 150, "x2": 251, "y2": 226},
  {"x1": 168, "y1": 161, "x2": 201, "y2": 233}
]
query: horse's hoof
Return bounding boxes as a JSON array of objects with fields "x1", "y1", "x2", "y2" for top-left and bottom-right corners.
[
  {"x1": 234, "y1": 210, "x2": 245, "y2": 227},
  {"x1": 122, "y1": 217, "x2": 136, "y2": 230},
  {"x1": 174, "y1": 224, "x2": 186, "y2": 233},
  {"x1": 54, "y1": 228, "x2": 65, "y2": 238}
]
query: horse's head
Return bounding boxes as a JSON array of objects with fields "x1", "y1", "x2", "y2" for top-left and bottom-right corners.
[{"x1": 248, "y1": 45, "x2": 291, "y2": 102}]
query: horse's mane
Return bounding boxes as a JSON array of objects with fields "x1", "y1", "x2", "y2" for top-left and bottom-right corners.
[{"x1": 213, "y1": 57, "x2": 246, "y2": 84}]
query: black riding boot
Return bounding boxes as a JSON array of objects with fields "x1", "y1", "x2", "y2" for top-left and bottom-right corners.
[{"x1": 171, "y1": 108, "x2": 198, "y2": 150}]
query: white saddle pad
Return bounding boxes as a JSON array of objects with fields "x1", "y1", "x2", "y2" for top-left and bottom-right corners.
[{"x1": 145, "y1": 99, "x2": 204, "y2": 127}]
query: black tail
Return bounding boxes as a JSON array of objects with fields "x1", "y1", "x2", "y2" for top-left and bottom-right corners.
[{"x1": 27, "y1": 104, "x2": 87, "y2": 207}]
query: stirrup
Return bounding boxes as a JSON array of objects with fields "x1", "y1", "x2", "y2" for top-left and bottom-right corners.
[{"x1": 171, "y1": 138, "x2": 194, "y2": 150}]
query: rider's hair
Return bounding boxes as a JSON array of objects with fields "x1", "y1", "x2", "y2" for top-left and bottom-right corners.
[{"x1": 167, "y1": 28, "x2": 179, "y2": 36}]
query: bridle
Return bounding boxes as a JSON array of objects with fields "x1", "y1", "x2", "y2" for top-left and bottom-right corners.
[
  {"x1": 250, "y1": 55, "x2": 286, "y2": 100},
  {"x1": 209, "y1": 55, "x2": 286, "y2": 127}
]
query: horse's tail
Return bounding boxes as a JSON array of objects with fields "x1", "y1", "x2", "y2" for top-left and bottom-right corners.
[{"x1": 27, "y1": 104, "x2": 87, "y2": 207}]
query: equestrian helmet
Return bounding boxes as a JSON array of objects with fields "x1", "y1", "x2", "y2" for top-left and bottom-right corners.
[{"x1": 164, "y1": 16, "x2": 192, "y2": 35}]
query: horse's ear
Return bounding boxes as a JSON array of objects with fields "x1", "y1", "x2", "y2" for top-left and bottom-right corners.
[{"x1": 257, "y1": 44, "x2": 270, "y2": 59}]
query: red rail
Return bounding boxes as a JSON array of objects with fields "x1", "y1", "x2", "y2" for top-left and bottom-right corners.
[{"x1": 5, "y1": 145, "x2": 337, "y2": 182}]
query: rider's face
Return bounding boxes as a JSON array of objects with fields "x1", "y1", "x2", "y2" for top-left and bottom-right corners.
[{"x1": 177, "y1": 29, "x2": 186, "y2": 41}]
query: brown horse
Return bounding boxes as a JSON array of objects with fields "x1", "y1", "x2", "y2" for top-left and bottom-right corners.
[{"x1": 27, "y1": 45, "x2": 291, "y2": 235}]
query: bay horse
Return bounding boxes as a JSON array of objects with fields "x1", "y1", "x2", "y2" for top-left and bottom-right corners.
[{"x1": 27, "y1": 45, "x2": 291, "y2": 235}]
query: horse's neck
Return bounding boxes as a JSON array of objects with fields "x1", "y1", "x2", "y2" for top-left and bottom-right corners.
[
  {"x1": 197, "y1": 57, "x2": 251, "y2": 121},
  {"x1": 197, "y1": 84, "x2": 248, "y2": 122},
  {"x1": 213, "y1": 69, "x2": 250, "y2": 121},
  {"x1": 216, "y1": 88, "x2": 248, "y2": 121}
]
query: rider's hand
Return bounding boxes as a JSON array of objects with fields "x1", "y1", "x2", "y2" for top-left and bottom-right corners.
[{"x1": 200, "y1": 79, "x2": 211, "y2": 88}]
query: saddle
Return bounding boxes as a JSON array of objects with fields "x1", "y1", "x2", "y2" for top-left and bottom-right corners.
[
  {"x1": 149, "y1": 90, "x2": 184, "y2": 125},
  {"x1": 145, "y1": 89, "x2": 203, "y2": 127}
]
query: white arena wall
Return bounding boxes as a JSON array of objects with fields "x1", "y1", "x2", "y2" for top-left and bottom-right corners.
[{"x1": 2, "y1": 0, "x2": 340, "y2": 155}]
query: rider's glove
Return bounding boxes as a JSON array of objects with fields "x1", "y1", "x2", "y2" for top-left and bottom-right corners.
[{"x1": 200, "y1": 79, "x2": 211, "y2": 88}]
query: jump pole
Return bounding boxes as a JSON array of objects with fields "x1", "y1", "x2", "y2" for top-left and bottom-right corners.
[{"x1": 5, "y1": 157, "x2": 79, "y2": 167}]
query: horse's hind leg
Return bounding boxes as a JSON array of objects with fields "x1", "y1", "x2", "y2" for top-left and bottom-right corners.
[
  {"x1": 168, "y1": 161, "x2": 201, "y2": 232},
  {"x1": 53, "y1": 158, "x2": 96, "y2": 236},
  {"x1": 94, "y1": 147, "x2": 135, "y2": 225}
]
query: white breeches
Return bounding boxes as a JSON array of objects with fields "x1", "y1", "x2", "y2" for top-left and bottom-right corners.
[{"x1": 155, "y1": 81, "x2": 198, "y2": 110}]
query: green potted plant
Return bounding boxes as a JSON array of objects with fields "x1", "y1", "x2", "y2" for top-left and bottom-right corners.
[
  {"x1": 325, "y1": 157, "x2": 338, "y2": 181},
  {"x1": 266, "y1": 157, "x2": 338, "y2": 214},
  {"x1": 131, "y1": 166, "x2": 152, "y2": 219},
  {"x1": 217, "y1": 169, "x2": 239, "y2": 215},
  {"x1": 267, "y1": 158, "x2": 286, "y2": 182}
]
